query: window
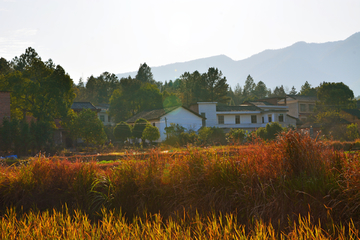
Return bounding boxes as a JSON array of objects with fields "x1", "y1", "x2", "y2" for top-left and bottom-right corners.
[
  {"x1": 309, "y1": 104, "x2": 315, "y2": 112},
  {"x1": 235, "y1": 115, "x2": 240, "y2": 124},
  {"x1": 251, "y1": 115, "x2": 257, "y2": 123},
  {"x1": 262, "y1": 116, "x2": 264, "y2": 123},
  {"x1": 201, "y1": 112, "x2": 206, "y2": 127},
  {"x1": 100, "y1": 115, "x2": 105, "y2": 122},
  {"x1": 218, "y1": 115, "x2": 224, "y2": 124},
  {"x1": 279, "y1": 114, "x2": 284, "y2": 122},
  {"x1": 153, "y1": 122, "x2": 156, "y2": 127},
  {"x1": 268, "y1": 115, "x2": 272, "y2": 123},
  {"x1": 300, "y1": 104, "x2": 306, "y2": 112}
]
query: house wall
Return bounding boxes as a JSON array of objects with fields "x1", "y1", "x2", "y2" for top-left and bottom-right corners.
[
  {"x1": 198, "y1": 102, "x2": 217, "y2": 127},
  {"x1": 158, "y1": 107, "x2": 203, "y2": 141},
  {"x1": 0, "y1": 92, "x2": 11, "y2": 125}
]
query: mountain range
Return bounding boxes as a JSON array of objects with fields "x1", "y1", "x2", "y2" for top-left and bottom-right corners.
[{"x1": 117, "y1": 32, "x2": 360, "y2": 97}]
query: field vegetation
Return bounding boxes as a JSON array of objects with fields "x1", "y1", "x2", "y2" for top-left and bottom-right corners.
[{"x1": 1, "y1": 131, "x2": 360, "y2": 239}]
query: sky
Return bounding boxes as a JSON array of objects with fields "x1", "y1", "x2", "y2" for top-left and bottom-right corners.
[{"x1": 1, "y1": 0, "x2": 360, "y2": 85}]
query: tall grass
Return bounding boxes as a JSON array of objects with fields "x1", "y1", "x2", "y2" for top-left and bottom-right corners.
[
  {"x1": 0, "y1": 130, "x2": 360, "y2": 236},
  {"x1": 0, "y1": 208, "x2": 359, "y2": 239}
]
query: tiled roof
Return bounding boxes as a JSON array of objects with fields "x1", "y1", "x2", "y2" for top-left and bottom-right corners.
[
  {"x1": 216, "y1": 105, "x2": 261, "y2": 112},
  {"x1": 342, "y1": 109, "x2": 360, "y2": 119},
  {"x1": 71, "y1": 102, "x2": 97, "y2": 111},
  {"x1": 249, "y1": 101, "x2": 273, "y2": 106},
  {"x1": 126, "y1": 106, "x2": 204, "y2": 123},
  {"x1": 287, "y1": 95, "x2": 318, "y2": 101}
]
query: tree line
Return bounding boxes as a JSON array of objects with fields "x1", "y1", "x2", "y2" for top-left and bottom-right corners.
[{"x1": 1, "y1": 47, "x2": 359, "y2": 155}]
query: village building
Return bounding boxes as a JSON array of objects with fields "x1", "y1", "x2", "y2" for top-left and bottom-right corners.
[{"x1": 126, "y1": 106, "x2": 205, "y2": 142}]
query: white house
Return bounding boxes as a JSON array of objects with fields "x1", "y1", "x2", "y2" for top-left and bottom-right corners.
[
  {"x1": 126, "y1": 106, "x2": 205, "y2": 141},
  {"x1": 196, "y1": 101, "x2": 297, "y2": 131}
]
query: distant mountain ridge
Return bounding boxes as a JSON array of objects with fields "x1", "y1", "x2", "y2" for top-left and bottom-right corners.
[{"x1": 117, "y1": 32, "x2": 360, "y2": 96}]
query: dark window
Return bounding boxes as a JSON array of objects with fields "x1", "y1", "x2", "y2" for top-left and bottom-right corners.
[
  {"x1": 251, "y1": 115, "x2": 257, "y2": 123},
  {"x1": 279, "y1": 114, "x2": 284, "y2": 122},
  {"x1": 268, "y1": 115, "x2": 272, "y2": 122},
  {"x1": 201, "y1": 112, "x2": 206, "y2": 127},
  {"x1": 100, "y1": 115, "x2": 105, "y2": 122},
  {"x1": 262, "y1": 116, "x2": 264, "y2": 123},
  {"x1": 300, "y1": 104, "x2": 306, "y2": 112},
  {"x1": 153, "y1": 123, "x2": 156, "y2": 127},
  {"x1": 218, "y1": 115, "x2": 224, "y2": 124},
  {"x1": 235, "y1": 115, "x2": 240, "y2": 124}
]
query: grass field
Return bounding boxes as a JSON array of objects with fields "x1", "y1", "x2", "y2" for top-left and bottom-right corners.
[{"x1": 1, "y1": 130, "x2": 360, "y2": 239}]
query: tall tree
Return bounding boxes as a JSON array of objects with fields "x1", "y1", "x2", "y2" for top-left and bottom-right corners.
[
  {"x1": 3, "y1": 47, "x2": 74, "y2": 121},
  {"x1": 243, "y1": 75, "x2": 256, "y2": 99},
  {"x1": 135, "y1": 63, "x2": 154, "y2": 83},
  {"x1": 253, "y1": 81, "x2": 268, "y2": 99},
  {"x1": 289, "y1": 86, "x2": 297, "y2": 95},
  {"x1": 201, "y1": 67, "x2": 229, "y2": 103},
  {"x1": 317, "y1": 82, "x2": 355, "y2": 109},
  {"x1": 299, "y1": 81, "x2": 317, "y2": 96}
]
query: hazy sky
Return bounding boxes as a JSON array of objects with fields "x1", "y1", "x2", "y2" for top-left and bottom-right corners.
[{"x1": 1, "y1": 0, "x2": 360, "y2": 84}]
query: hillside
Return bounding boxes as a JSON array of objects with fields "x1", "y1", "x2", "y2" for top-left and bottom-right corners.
[{"x1": 117, "y1": 32, "x2": 360, "y2": 96}]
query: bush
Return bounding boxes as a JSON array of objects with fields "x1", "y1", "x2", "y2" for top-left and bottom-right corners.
[
  {"x1": 132, "y1": 118, "x2": 149, "y2": 142},
  {"x1": 346, "y1": 123, "x2": 359, "y2": 141},
  {"x1": 255, "y1": 122, "x2": 284, "y2": 141},
  {"x1": 142, "y1": 124, "x2": 160, "y2": 144},
  {"x1": 198, "y1": 127, "x2": 226, "y2": 145},
  {"x1": 226, "y1": 128, "x2": 247, "y2": 144},
  {"x1": 113, "y1": 122, "x2": 132, "y2": 143}
]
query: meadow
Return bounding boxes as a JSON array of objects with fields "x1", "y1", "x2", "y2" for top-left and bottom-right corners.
[{"x1": 1, "y1": 130, "x2": 360, "y2": 239}]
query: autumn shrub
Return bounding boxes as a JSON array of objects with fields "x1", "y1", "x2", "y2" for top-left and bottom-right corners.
[{"x1": 1, "y1": 131, "x2": 360, "y2": 232}]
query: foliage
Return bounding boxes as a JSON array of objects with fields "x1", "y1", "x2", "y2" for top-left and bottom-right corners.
[
  {"x1": 226, "y1": 128, "x2": 247, "y2": 144},
  {"x1": 1, "y1": 132, "x2": 360, "y2": 236},
  {"x1": 317, "y1": 81, "x2": 355, "y2": 110},
  {"x1": 163, "y1": 123, "x2": 198, "y2": 146},
  {"x1": 0, "y1": 117, "x2": 54, "y2": 155},
  {"x1": 132, "y1": 118, "x2": 149, "y2": 141},
  {"x1": 299, "y1": 81, "x2": 317, "y2": 96},
  {"x1": 135, "y1": 62, "x2": 154, "y2": 83},
  {"x1": 73, "y1": 109, "x2": 107, "y2": 146},
  {"x1": 113, "y1": 122, "x2": 132, "y2": 143},
  {"x1": 255, "y1": 122, "x2": 285, "y2": 140},
  {"x1": 1, "y1": 47, "x2": 74, "y2": 122},
  {"x1": 198, "y1": 127, "x2": 226, "y2": 145},
  {"x1": 76, "y1": 72, "x2": 120, "y2": 104},
  {"x1": 346, "y1": 123, "x2": 359, "y2": 141},
  {"x1": 142, "y1": 124, "x2": 160, "y2": 144}
]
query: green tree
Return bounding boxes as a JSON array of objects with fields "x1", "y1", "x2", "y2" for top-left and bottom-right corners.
[
  {"x1": 135, "y1": 63, "x2": 154, "y2": 83},
  {"x1": 74, "y1": 109, "x2": 107, "y2": 147},
  {"x1": 289, "y1": 86, "x2": 297, "y2": 95},
  {"x1": 243, "y1": 75, "x2": 256, "y2": 99},
  {"x1": 113, "y1": 121, "x2": 132, "y2": 143},
  {"x1": 142, "y1": 124, "x2": 160, "y2": 144},
  {"x1": 346, "y1": 123, "x2": 359, "y2": 141},
  {"x1": 317, "y1": 82, "x2": 355, "y2": 109},
  {"x1": 253, "y1": 81, "x2": 268, "y2": 99},
  {"x1": 132, "y1": 118, "x2": 149, "y2": 143},
  {"x1": 226, "y1": 128, "x2": 247, "y2": 144},
  {"x1": 271, "y1": 85, "x2": 286, "y2": 97},
  {"x1": 299, "y1": 81, "x2": 317, "y2": 96},
  {"x1": 201, "y1": 68, "x2": 229, "y2": 103},
  {"x1": 3, "y1": 47, "x2": 75, "y2": 122}
]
